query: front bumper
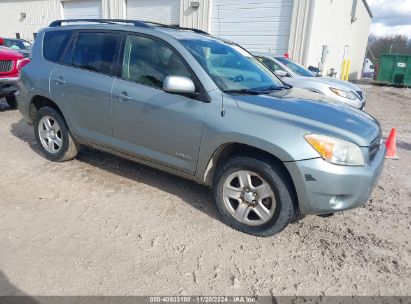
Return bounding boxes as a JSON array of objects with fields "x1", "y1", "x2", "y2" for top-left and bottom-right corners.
[
  {"x1": 0, "y1": 76, "x2": 18, "y2": 84},
  {"x1": 285, "y1": 145, "x2": 385, "y2": 215},
  {"x1": 326, "y1": 92, "x2": 365, "y2": 109}
]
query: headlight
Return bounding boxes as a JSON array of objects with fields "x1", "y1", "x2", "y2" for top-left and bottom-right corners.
[
  {"x1": 330, "y1": 87, "x2": 357, "y2": 100},
  {"x1": 305, "y1": 134, "x2": 364, "y2": 166},
  {"x1": 17, "y1": 58, "x2": 30, "y2": 71}
]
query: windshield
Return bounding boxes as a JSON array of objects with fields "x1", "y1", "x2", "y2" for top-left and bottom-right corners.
[
  {"x1": 180, "y1": 38, "x2": 283, "y2": 92},
  {"x1": 276, "y1": 57, "x2": 316, "y2": 77}
]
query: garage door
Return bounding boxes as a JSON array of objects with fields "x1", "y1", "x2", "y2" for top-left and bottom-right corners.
[
  {"x1": 126, "y1": 0, "x2": 180, "y2": 26},
  {"x1": 211, "y1": 0, "x2": 293, "y2": 55},
  {"x1": 63, "y1": 0, "x2": 102, "y2": 19}
]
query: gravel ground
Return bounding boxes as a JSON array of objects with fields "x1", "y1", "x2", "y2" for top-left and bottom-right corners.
[{"x1": 0, "y1": 85, "x2": 410, "y2": 296}]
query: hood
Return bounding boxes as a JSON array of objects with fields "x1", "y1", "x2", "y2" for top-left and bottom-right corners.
[
  {"x1": 0, "y1": 46, "x2": 24, "y2": 60},
  {"x1": 295, "y1": 75, "x2": 362, "y2": 93},
  {"x1": 231, "y1": 87, "x2": 380, "y2": 147}
]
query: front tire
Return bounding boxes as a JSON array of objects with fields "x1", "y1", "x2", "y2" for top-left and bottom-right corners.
[
  {"x1": 34, "y1": 106, "x2": 79, "y2": 162},
  {"x1": 5, "y1": 95, "x2": 17, "y2": 109},
  {"x1": 212, "y1": 156, "x2": 296, "y2": 237}
]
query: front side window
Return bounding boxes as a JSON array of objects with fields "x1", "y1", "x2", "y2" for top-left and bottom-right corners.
[
  {"x1": 180, "y1": 38, "x2": 283, "y2": 92},
  {"x1": 122, "y1": 35, "x2": 192, "y2": 89},
  {"x1": 72, "y1": 32, "x2": 120, "y2": 75},
  {"x1": 276, "y1": 57, "x2": 316, "y2": 77}
]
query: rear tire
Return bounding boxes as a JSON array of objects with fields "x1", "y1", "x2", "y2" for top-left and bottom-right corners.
[
  {"x1": 212, "y1": 156, "x2": 296, "y2": 237},
  {"x1": 34, "y1": 106, "x2": 79, "y2": 162},
  {"x1": 5, "y1": 95, "x2": 17, "y2": 109}
]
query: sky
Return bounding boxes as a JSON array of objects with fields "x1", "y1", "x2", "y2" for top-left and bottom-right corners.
[{"x1": 367, "y1": 0, "x2": 411, "y2": 37}]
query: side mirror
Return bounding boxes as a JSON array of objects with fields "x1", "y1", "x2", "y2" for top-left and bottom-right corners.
[
  {"x1": 274, "y1": 70, "x2": 288, "y2": 77},
  {"x1": 163, "y1": 75, "x2": 196, "y2": 95}
]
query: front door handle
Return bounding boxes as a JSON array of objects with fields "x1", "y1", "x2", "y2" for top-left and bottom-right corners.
[
  {"x1": 116, "y1": 91, "x2": 132, "y2": 102},
  {"x1": 52, "y1": 76, "x2": 66, "y2": 85}
]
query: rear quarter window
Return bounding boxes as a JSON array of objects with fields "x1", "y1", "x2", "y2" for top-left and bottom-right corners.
[{"x1": 43, "y1": 30, "x2": 72, "y2": 63}]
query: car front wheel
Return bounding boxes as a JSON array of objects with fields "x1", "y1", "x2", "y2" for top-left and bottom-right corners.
[{"x1": 213, "y1": 156, "x2": 296, "y2": 236}]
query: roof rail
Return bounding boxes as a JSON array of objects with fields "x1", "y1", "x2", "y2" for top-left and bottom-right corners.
[
  {"x1": 49, "y1": 19, "x2": 151, "y2": 28},
  {"x1": 49, "y1": 19, "x2": 210, "y2": 35},
  {"x1": 144, "y1": 21, "x2": 209, "y2": 35},
  {"x1": 170, "y1": 26, "x2": 209, "y2": 35}
]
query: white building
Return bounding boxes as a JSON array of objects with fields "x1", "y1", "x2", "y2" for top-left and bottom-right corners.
[{"x1": 0, "y1": 0, "x2": 372, "y2": 80}]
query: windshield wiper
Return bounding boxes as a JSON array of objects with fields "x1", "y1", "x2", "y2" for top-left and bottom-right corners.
[
  {"x1": 255, "y1": 84, "x2": 292, "y2": 93},
  {"x1": 223, "y1": 89, "x2": 261, "y2": 95},
  {"x1": 224, "y1": 84, "x2": 292, "y2": 95}
]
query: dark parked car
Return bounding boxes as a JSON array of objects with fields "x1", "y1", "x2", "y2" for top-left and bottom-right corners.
[{"x1": 0, "y1": 37, "x2": 32, "y2": 57}]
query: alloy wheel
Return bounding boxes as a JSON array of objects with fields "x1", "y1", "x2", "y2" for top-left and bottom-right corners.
[
  {"x1": 222, "y1": 170, "x2": 276, "y2": 226},
  {"x1": 38, "y1": 116, "x2": 63, "y2": 154}
]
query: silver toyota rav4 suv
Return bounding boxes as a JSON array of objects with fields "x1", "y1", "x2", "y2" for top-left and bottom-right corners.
[{"x1": 17, "y1": 19, "x2": 385, "y2": 236}]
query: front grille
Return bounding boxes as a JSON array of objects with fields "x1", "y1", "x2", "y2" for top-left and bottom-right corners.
[
  {"x1": 356, "y1": 90, "x2": 364, "y2": 100},
  {"x1": 369, "y1": 136, "x2": 381, "y2": 162},
  {"x1": 0, "y1": 60, "x2": 13, "y2": 72}
]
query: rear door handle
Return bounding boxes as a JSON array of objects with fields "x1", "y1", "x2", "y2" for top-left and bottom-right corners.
[
  {"x1": 52, "y1": 76, "x2": 66, "y2": 85},
  {"x1": 116, "y1": 91, "x2": 132, "y2": 102}
]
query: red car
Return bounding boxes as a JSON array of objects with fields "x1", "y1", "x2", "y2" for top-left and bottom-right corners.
[{"x1": 0, "y1": 39, "x2": 30, "y2": 109}]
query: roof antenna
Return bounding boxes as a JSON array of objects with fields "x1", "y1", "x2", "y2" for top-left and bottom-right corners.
[{"x1": 218, "y1": 5, "x2": 225, "y2": 117}]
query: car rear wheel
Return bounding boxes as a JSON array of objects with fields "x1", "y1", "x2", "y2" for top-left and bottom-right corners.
[
  {"x1": 34, "y1": 106, "x2": 79, "y2": 162},
  {"x1": 213, "y1": 156, "x2": 296, "y2": 236},
  {"x1": 5, "y1": 95, "x2": 17, "y2": 109}
]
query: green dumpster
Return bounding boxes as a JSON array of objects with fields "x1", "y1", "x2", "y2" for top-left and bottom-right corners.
[{"x1": 377, "y1": 54, "x2": 411, "y2": 86}]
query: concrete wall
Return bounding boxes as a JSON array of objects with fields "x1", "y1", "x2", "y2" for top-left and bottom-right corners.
[
  {"x1": 0, "y1": 0, "x2": 210, "y2": 41},
  {"x1": 180, "y1": 0, "x2": 211, "y2": 32},
  {"x1": 347, "y1": 0, "x2": 372, "y2": 80},
  {"x1": 0, "y1": 0, "x2": 62, "y2": 41},
  {"x1": 103, "y1": 0, "x2": 125, "y2": 19},
  {"x1": 303, "y1": 0, "x2": 371, "y2": 80},
  {"x1": 0, "y1": 0, "x2": 371, "y2": 81},
  {"x1": 288, "y1": 0, "x2": 314, "y2": 65}
]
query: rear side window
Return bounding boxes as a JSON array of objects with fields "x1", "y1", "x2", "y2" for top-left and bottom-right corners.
[
  {"x1": 43, "y1": 30, "x2": 72, "y2": 63},
  {"x1": 72, "y1": 32, "x2": 120, "y2": 75}
]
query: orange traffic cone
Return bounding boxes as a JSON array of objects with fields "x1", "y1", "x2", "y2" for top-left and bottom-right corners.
[{"x1": 385, "y1": 128, "x2": 399, "y2": 159}]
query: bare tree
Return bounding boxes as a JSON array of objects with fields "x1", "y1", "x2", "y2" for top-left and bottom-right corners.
[{"x1": 366, "y1": 34, "x2": 411, "y2": 62}]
